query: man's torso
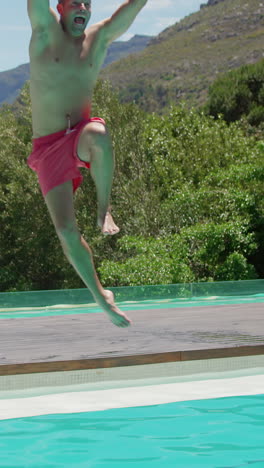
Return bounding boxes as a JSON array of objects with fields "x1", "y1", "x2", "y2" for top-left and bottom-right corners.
[{"x1": 29, "y1": 19, "x2": 107, "y2": 138}]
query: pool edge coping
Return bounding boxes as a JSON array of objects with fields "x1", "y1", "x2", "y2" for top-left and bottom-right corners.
[{"x1": 1, "y1": 344, "x2": 264, "y2": 376}]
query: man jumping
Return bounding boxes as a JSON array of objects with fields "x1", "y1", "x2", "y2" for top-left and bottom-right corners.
[{"x1": 27, "y1": 0, "x2": 147, "y2": 327}]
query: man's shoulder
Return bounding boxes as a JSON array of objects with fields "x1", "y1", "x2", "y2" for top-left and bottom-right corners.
[{"x1": 84, "y1": 21, "x2": 109, "y2": 48}]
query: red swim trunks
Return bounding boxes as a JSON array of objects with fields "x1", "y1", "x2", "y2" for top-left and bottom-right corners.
[{"x1": 27, "y1": 117, "x2": 106, "y2": 197}]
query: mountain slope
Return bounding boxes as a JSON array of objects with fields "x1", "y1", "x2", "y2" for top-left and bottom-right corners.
[
  {"x1": 0, "y1": 64, "x2": 30, "y2": 105},
  {"x1": 103, "y1": 34, "x2": 151, "y2": 67},
  {"x1": 102, "y1": 0, "x2": 264, "y2": 111},
  {"x1": 0, "y1": 35, "x2": 152, "y2": 105}
]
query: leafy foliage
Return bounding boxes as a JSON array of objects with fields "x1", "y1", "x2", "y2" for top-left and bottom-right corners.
[
  {"x1": 99, "y1": 222, "x2": 257, "y2": 286},
  {"x1": 0, "y1": 80, "x2": 263, "y2": 291},
  {"x1": 206, "y1": 60, "x2": 264, "y2": 130}
]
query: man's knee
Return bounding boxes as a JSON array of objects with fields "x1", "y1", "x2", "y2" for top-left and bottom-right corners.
[
  {"x1": 84, "y1": 122, "x2": 108, "y2": 140},
  {"x1": 78, "y1": 122, "x2": 112, "y2": 162},
  {"x1": 83, "y1": 122, "x2": 111, "y2": 148}
]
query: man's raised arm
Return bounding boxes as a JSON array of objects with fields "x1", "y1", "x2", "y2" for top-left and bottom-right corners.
[
  {"x1": 102, "y1": 0, "x2": 148, "y2": 45},
  {"x1": 27, "y1": 0, "x2": 56, "y2": 31}
]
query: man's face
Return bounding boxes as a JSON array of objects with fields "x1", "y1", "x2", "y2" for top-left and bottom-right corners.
[{"x1": 58, "y1": 1, "x2": 91, "y2": 37}]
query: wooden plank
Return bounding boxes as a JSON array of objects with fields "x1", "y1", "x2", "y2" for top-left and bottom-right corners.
[
  {"x1": 0, "y1": 351, "x2": 182, "y2": 376},
  {"x1": 0, "y1": 346, "x2": 263, "y2": 376},
  {"x1": 181, "y1": 345, "x2": 264, "y2": 361}
]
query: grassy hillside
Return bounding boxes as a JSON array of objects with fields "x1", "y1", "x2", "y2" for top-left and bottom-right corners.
[{"x1": 102, "y1": 0, "x2": 264, "y2": 111}]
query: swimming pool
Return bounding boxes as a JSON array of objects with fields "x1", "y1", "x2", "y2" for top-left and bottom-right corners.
[
  {"x1": 0, "y1": 356, "x2": 264, "y2": 467},
  {"x1": 0, "y1": 282, "x2": 264, "y2": 466},
  {"x1": 1, "y1": 394, "x2": 264, "y2": 467}
]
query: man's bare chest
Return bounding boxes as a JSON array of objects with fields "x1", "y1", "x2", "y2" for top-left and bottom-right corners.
[{"x1": 31, "y1": 45, "x2": 97, "y2": 92}]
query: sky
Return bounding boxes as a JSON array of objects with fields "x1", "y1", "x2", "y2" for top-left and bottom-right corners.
[{"x1": 0, "y1": 0, "x2": 203, "y2": 72}]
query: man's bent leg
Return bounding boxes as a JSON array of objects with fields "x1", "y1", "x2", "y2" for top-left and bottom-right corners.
[
  {"x1": 44, "y1": 181, "x2": 131, "y2": 327},
  {"x1": 77, "y1": 122, "x2": 119, "y2": 235}
]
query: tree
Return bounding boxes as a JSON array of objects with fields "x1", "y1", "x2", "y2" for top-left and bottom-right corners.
[{"x1": 205, "y1": 59, "x2": 264, "y2": 129}]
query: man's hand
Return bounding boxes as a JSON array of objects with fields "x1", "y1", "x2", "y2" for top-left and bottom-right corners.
[{"x1": 102, "y1": 0, "x2": 148, "y2": 45}]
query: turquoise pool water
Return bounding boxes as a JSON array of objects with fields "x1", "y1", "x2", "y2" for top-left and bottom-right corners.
[{"x1": 1, "y1": 394, "x2": 264, "y2": 467}]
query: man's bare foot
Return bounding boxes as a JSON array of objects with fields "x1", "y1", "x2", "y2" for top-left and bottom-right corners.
[
  {"x1": 100, "y1": 290, "x2": 131, "y2": 327},
  {"x1": 98, "y1": 212, "x2": 120, "y2": 236}
]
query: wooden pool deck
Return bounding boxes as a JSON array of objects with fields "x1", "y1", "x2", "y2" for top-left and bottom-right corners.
[{"x1": 0, "y1": 302, "x2": 263, "y2": 375}]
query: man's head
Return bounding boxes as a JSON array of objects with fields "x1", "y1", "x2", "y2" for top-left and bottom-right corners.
[{"x1": 57, "y1": 1, "x2": 91, "y2": 37}]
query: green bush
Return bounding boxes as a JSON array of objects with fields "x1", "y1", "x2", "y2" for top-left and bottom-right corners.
[
  {"x1": 98, "y1": 221, "x2": 257, "y2": 287},
  {"x1": 206, "y1": 59, "x2": 264, "y2": 127},
  {"x1": 215, "y1": 252, "x2": 257, "y2": 281},
  {"x1": 99, "y1": 235, "x2": 194, "y2": 287}
]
